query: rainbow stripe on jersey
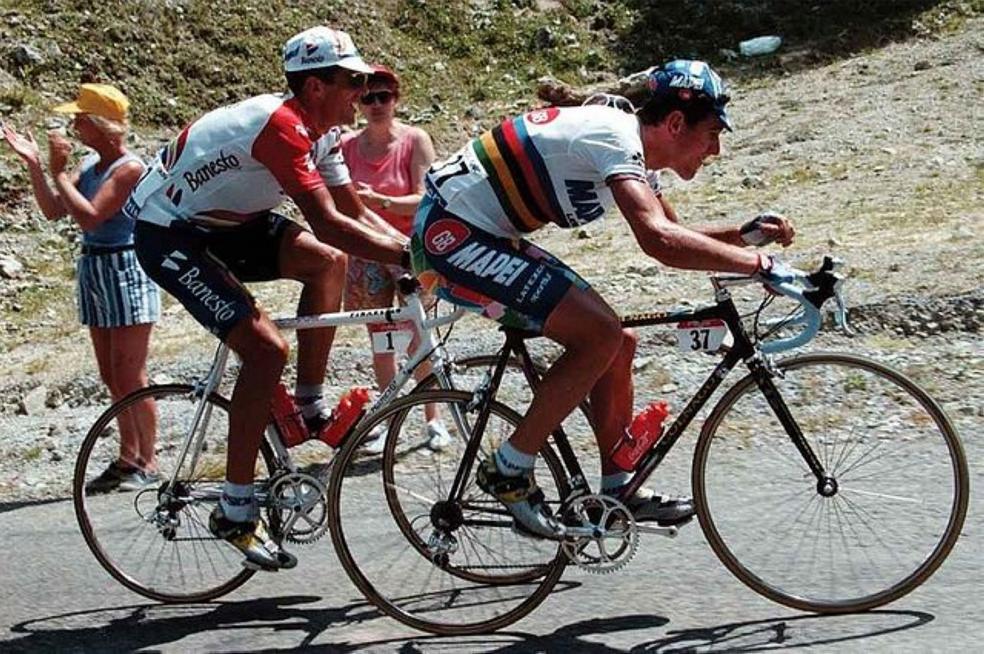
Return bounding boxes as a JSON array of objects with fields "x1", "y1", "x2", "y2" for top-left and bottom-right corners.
[{"x1": 472, "y1": 116, "x2": 567, "y2": 234}]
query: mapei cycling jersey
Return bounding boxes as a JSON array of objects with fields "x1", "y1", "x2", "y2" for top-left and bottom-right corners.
[
  {"x1": 423, "y1": 105, "x2": 647, "y2": 239},
  {"x1": 124, "y1": 94, "x2": 350, "y2": 228}
]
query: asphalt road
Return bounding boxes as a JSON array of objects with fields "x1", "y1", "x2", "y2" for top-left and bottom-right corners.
[{"x1": 1, "y1": 430, "x2": 980, "y2": 654}]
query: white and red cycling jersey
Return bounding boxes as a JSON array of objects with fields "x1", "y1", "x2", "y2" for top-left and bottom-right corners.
[{"x1": 125, "y1": 94, "x2": 350, "y2": 228}]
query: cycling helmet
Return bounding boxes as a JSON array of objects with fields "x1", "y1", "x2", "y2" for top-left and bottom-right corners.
[
  {"x1": 581, "y1": 92, "x2": 636, "y2": 114},
  {"x1": 644, "y1": 60, "x2": 732, "y2": 131}
]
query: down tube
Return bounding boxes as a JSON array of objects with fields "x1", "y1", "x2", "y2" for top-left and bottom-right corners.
[{"x1": 621, "y1": 348, "x2": 742, "y2": 501}]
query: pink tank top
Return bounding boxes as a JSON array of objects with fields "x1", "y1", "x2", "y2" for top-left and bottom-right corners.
[{"x1": 341, "y1": 127, "x2": 416, "y2": 235}]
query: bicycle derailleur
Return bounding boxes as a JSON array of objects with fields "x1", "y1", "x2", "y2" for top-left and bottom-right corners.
[
  {"x1": 561, "y1": 494, "x2": 639, "y2": 575},
  {"x1": 268, "y1": 471, "x2": 330, "y2": 545}
]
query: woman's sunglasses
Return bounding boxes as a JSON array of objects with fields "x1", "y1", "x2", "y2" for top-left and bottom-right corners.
[{"x1": 360, "y1": 90, "x2": 395, "y2": 105}]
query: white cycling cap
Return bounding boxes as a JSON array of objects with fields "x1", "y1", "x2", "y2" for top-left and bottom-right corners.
[{"x1": 283, "y1": 26, "x2": 373, "y2": 74}]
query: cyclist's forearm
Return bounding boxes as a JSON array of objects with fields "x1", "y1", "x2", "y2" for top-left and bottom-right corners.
[
  {"x1": 311, "y1": 211, "x2": 405, "y2": 265},
  {"x1": 358, "y1": 207, "x2": 407, "y2": 241},
  {"x1": 687, "y1": 223, "x2": 744, "y2": 246},
  {"x1": 640, "y1": 222, "x2": 759, "y2": 274}
]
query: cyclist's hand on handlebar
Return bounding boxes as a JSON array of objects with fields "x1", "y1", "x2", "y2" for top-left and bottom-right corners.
[
  {"x1": 741, "y1": 212, "x2": 795, "y2": 247},
  {"x1": 756, "y1": 253, "x2": 801, "y2": 292}
]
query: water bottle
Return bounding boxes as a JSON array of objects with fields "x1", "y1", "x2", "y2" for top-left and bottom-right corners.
[
  {"x1": 270, "y1": 383, "x2": 309, "y2": 447},
  {"x1": 610, "y1": 401, "x2": 670, "y2": 472},
  {"x1": 739, "y1": 35, "x2": 782, "y2": 57},
  {"x1": 316, "y1": 387, "x2": 372, "y2": 447}
]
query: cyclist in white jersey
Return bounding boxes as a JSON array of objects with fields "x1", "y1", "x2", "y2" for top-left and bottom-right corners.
[
  {"x1": 126, "y1": 27, "x2": 408, "y2": 569},
  {"x1": 411, "y1": 60, "x2": 795, "y2": 539}
]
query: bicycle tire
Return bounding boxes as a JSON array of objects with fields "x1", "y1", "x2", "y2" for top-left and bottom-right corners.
[
  {"x1": 693, "y1": 352, "x2": 969, "y2": 613},
  {"x1": 328, "y1": 389, "x2": 569, "y2": 635},
  {"x1": 73, "y1": 384, "x2": 278, "y2": 603}
]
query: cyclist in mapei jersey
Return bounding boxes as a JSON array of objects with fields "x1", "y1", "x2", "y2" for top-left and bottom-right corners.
[
  {"x1": 411, "y1": 60, "x2": 795, "y2": 539},
  {"x1": 125, "y1": 27, "x2": 408, "y2": 569}
]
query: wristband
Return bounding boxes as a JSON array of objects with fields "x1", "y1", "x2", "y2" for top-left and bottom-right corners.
[
  {"x1": 399, "y1": 247, "x2": 411, "y2": 270},
  {"x1": 757, "y1": 252, "x2": 773, "y2": 274}
]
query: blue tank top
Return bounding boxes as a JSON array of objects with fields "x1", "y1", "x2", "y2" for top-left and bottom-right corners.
[{"x1": 77, "y1": 152, "x2": 145, "y2": 247}]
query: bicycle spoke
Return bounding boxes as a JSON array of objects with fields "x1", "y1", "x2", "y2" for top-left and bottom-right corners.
[
  {"x1": 330, "y1": 390, "x2": 566, "y2": 634},
  {"x1": 696, "y1": 354, "x2": 967, "y2": 612}
]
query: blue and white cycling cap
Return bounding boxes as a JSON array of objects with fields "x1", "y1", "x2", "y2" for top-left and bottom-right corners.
[
  {"x1": 283, "y1": 26, "x2": 373, "y2": 74},
  {"x1": 645, "y1": 60, "x2": 733, "y2": 131}
]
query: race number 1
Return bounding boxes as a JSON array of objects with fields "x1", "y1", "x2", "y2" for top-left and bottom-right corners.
[
  {"x1": 371, "y1": 323, "x2": 413, "y2": 355},
  {"x1": 676, "y1": 319, "x2": 728, "y2": 353}
]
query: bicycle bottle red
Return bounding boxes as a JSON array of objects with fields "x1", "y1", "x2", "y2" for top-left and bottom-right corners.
[
  {"x1": 270, "y1": 383, "x2": 310, "y2": 447},
  {"x1": 610, "y1": 401, "x2": 670, "y2": 472},
  {"x1": 316, "y1": 387, "x2": 372, "y2": 447}
]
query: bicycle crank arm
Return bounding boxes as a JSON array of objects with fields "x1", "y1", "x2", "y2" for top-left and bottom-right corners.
[{"x1": 636, "y1": 524, "x2": 679, "y2": 538}]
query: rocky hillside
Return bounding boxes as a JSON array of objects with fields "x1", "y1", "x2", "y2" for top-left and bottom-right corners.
[{"x1": 0, "y1": 3, "x2": 981, "y2": 500}]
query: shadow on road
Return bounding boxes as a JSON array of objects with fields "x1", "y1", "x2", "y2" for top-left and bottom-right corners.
[
  {"x1": 3, "y1": 596, "x2": 933, "y2": 653},
  {"x1": 359, "y1": 609, "x2": 934, "y2": 653},
  {"x1": 0, "y1": 496, "x2": 70, "y2": 515},
  {"x1": 4, "y1": 595, "x2": 377, "y2": 652}
]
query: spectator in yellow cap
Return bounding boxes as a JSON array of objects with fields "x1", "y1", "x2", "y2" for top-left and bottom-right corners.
[{"x1": 1, "y1": 83, "x2": 161, "y2": 492}]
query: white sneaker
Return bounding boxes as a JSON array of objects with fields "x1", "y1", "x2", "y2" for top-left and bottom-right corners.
[
  {"x1": 425, "y1": 419, "x2": 453, "y2": 451},
  {"x1": 360, "y1": 423, "x2": 388, "y2": 455}
]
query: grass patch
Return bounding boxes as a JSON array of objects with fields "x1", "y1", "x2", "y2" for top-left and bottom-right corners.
[{"x1": 22, "y1": 445, "x2": 43, "y2": 462}]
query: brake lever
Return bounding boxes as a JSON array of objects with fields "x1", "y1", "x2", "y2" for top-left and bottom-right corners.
[{"x1": 832, "y1": 277, "x2": 855, "y2": 336}]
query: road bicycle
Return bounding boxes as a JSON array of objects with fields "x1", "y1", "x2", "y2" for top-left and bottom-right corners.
[
  {"x1": 325, "y1": 257, "x2": 969, "y2": 634},
  {"x1": 72, "y1": 280, "x2": 508, "y2": 603}
]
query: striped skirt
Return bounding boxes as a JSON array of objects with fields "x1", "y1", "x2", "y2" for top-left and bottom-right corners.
[{"x1": 76, "y1": 249, "x2": 161, "y2": 328}]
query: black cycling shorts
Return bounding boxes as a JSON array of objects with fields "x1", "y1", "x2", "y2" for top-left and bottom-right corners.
[{"x1": 134, "y1": 213, "x2": 294, "y2": 340}]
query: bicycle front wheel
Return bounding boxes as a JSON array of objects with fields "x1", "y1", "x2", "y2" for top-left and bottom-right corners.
[
  {"x1": 694, "y1": 352, "x2": 968, "y2": 613},
  {"x1": 73, "y1": 384, "x2": 277, "y2": 602},
  {"x1": 328, "y1": 390, "x2": 569, "y2": 635}
]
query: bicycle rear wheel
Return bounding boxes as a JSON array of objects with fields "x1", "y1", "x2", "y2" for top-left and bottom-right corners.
[
  {"x1": 328, "y1": 390, "x2": 569, "y2": 635},
  {"x1": 693, "y1": 352, "x2": 968, "y2": 613},
  {"x1": 74, "y1": 384, "x2": 277, "y2": 602}
]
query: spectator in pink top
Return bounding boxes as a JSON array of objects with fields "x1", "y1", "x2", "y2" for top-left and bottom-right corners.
[{"x1": 341, "y1": 65, "x2": 450, "y2": 453}]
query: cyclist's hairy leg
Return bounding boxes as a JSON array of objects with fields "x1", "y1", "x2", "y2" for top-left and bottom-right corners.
[
  {"x1": 589, "y1": 327, "x2": 637, "y2": 474},
  {"x1": 587, "y1": 324, "x2": 694, "y2": 525},
  {"x1": 508, "y1": 286, "x2": 624, "y2": 456},
  {"x1": 277, "y1": 225, "x2": 347, "y2": 389},
  {"x1": 224, "y1": 311, "x2": 289, "y2": 484},
  {"x1": 218, "y1": 311, "x2": 298, "y2": 570},
  {"x1": 478, "y1": 286, "x2": 622, "y2": 539}
]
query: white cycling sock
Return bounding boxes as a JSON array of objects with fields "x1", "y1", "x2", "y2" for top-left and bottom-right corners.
[
  {"x1": 495, "y1": 441, "x2": 536, "y2": 477},
  {"x1": 295, "y1": 383, "x2": 329, "y2": 419},
  {"x1": 220, "y1": 481, "x2": 255, "y2": 522}
]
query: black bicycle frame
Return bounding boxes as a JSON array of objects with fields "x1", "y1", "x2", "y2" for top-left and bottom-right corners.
[{"x1": 445, "y1": 290, "x2": 828, "y2": 506}]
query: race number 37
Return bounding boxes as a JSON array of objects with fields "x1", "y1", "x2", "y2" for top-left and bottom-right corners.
[{"x1": 676, "y1": 319, "x2": 728, "y2": 353}]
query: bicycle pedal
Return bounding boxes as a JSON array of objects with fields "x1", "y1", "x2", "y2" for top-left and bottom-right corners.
[
  {"x1": 636, "y1": 524, "x2": 679, "y2": 538},
  {"x1": 241, "y1": 559, "x2": 282, "y2": 572}
]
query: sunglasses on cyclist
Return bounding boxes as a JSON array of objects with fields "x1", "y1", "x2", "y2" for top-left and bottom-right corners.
[
  {"x1": 360, "y1": 90, "x2": 395, "y2": 105},
  {"x1": 342, "y1": 71, "x2": 369, "y2": 89}
]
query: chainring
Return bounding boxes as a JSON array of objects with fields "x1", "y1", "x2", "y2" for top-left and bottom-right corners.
[
  {"x1": 561, "y1": 494, "x2": 639, "y2": 575},
  {"x1": 269, "y1": 472, "x2": 329, "y2": 545}
]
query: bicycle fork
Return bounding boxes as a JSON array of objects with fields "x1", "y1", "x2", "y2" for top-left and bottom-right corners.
[{"x1": 748, "y1": 355, "x2": 832, "y2": 493}]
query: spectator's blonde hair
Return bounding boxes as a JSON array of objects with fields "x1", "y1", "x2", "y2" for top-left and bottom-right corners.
[{"x1": 86, "y1": 113, "x2": 128, "y2": 142}]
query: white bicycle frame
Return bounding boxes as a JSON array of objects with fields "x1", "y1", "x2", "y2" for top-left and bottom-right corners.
[{"x1": 171, "y1": 290, "x2": 467, "y2": 487}]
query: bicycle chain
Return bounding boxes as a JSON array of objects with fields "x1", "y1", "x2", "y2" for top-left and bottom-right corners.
[{"x1": 561, "y1": 494, "x2": 639, "y2": 575}]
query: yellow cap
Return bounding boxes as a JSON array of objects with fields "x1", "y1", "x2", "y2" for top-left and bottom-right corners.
[{"x1": 52, "y1": 83, "x2": 129, "y2": 122}]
